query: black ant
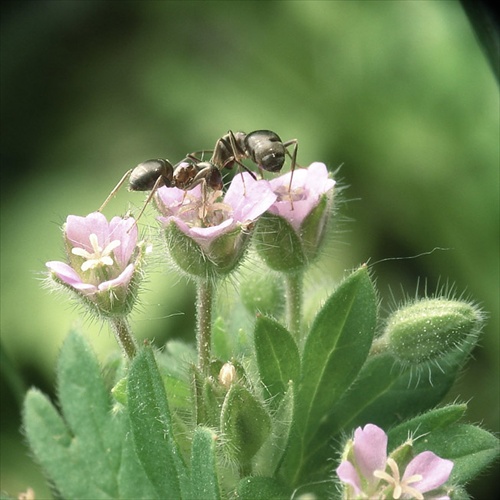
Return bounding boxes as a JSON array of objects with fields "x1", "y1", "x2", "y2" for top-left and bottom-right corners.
[
  {"x1": 210, "y1": 130, "x2": 298, "y2": 178},
  {"x1": 98, "y1": 157, "x2": 223, "y2": 223}
]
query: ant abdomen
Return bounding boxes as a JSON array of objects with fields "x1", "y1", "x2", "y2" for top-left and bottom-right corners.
[{"x1": 129, "y1": 159, "x2": 174, "y2": 191}]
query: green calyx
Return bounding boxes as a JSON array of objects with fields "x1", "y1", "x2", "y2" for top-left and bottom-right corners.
[
  {"x1": 165, "y1": 221, "x2": 252, "y2": 280},
  {"x1": 254, "y1": 194, "x2": 331, "y2": 273}
]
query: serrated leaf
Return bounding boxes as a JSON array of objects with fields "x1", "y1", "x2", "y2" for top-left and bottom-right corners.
[
  {"x1": 127, "y1": 344, "x2": 189, "y2": 499},
  {"x1": 57, "y1": 330, "x2": 123, "y2": 497},
  {"x1": 23, "y1": 389, "x2": 96, "y2": 499},
  {"x1": 190, "y1": 427, "x2": 221, "y2": 500},
  {"x1": 220, "y1": 384, "x2": 271, "y2": 466},
  {"x1": 254, "y1": 316, "x2": 300, "y2": 404},
  {"x1": 23, "y1": 331, "x2": 141, "y2": 499}
]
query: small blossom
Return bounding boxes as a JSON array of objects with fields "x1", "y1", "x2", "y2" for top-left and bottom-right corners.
[
  {"x1": 156, "y1": 173, "x2": 277, "y2": 278},
  {"x1": 254, "y1": 162, "x2": 335, "y2": 272},
  {"x1": 336, "y1": 424, "x2": 453, "y2": 500},
  {"x1": 268, "y1": 162, "x2": 335, "y2": 233},
  {"x1": 46, "y1": 212, "x2": 145, "y2": 316}
]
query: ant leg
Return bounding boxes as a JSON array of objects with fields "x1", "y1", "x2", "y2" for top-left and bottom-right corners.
[
  {"x1": 284, "y1": 140, "x2": 298, "y2": 210},
  {"x1": 189, "y1": 149, "x2": 213, "y2": 161},
  {"x1": 98, "y1": 169, "x2": 132, "y2": 212},
  {"x1": 127, "y1": 175, "x2": 164, "y2": 232},
  {"x1": 284, "y1": 139, "x2": 298, "y2": 191}
]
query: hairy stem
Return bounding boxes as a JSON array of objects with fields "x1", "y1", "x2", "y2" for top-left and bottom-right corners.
[
  {"x1": 197, "y1": 279, "x2": 214, "y2": 375},
  {"x1": 110, "y1": 316, "x2": 137, "y2": 359},
  {"x1": 285, "y1": 271, "x2": 303, "y2": 340}
]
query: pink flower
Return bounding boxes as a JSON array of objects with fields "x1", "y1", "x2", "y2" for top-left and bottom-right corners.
[
  {"x1": 336, "y1": 424, "x2": 453, "y2": 500},
  {"x1": 46, "y1": 212, "x2": 145, "y2": 315},
  {"x1": 267, "y1": 162, "x2": 335, "y2": 233},
  {"x1": 156, "y1": 172, "x2": 276, "y2": 251},
  {"x1": 253, "y1": 162, "x2": 335, "y2": 272},
  {"x1": 155, "y1": 173, "x2": 277, "y2": 278}
]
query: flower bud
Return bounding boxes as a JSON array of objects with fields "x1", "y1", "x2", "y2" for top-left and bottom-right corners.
[
  {"x1": 376, "y1": 298, "x2": 483, "y2": 365},
  {"x1": 218, "y1": 362, "x2": 237, "y2": 388}
]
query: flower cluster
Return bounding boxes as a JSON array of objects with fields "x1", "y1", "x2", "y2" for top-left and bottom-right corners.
[
  {"x1": 336, "y1": 424, "x2": 453, "y2": 500},
  {"x1": 155, "y1": 163, "x2": 335, "y2": 279}
]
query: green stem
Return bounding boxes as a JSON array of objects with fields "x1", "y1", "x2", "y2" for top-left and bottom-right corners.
[
  {"x1": 196, "y1": 279, "x2": 214, "y2": 375},
  {"x1": 110, "y1": 316, "x2": 137, "y2": 360},
  {"x1": 285, "y1": 271, "x2": 303, "y2": 340}
]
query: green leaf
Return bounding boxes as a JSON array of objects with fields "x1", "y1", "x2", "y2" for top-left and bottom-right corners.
[
  {"x1": 282, "y1": 266, "x2": 376, "y2": 484},
  {"x1": 23, "y1": 330, "x2": 155, "y2": 499},
  {"x1": 253, "y1": 381, "x2": 295, "y2": 476},
  {"x1": 23, "y1": 389, "x2": 97, "y2": 499},
  {"x1": 320, "y1": 329, "x2": 476, "y2": 442},
  {"x1": 220, "y1": 384, "x2": 271, "y2": 466},
  {"x1": 254, "y1": 316, "x2": 300, "y2": 405},
  {"x1": 411, "y1": 424, "x2": 500, "y2": 485},
  {"x1": 299, "y1": 266, "x2": 376, "y2": 439},
  {"x1": 387, "y1": 404, "x2": 467, "y2": 449},
  {"x1": 127, "y1": 344, "x2": 189, "y2": 499},
  {"x1": 236, "y1": 476, "x2": 290, "y2": 500},
  {"x1": 57, "y1": 331, "x2": 123, "y2": 497},
  {"x1": 190, "y1": 427, "x2": 221, "y2": 500}
]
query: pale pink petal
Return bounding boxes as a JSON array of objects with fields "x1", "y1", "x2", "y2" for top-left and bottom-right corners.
[
  {"x1": 46, "y1": 261, "x2": 97, "y2": 294},
  {"x1": 224, "y1": 173, "x2": 277, "y2": 222},
  {"x1": 403, "y1": 451, "x2": 453, "y2": 493},
  {"x1": 353, "y1": 424, "x2": 388, "y2": 484},
  {"x1": 268, "y1": 163, "x2": 334, "y2": 232},
  {"x1": 336, "y1": 460, "x2": 362, "y2": 494},
  {"x1": 109, "y1": 216, "x2": 137, "y2": 267},
  {"x1": 66, "y1": 212, "x2": 109, "y2": 251},
  {"x1": 156, "y1": 184, "x2": 203, "y2": 216},
  {"x1": 98, "y1": 264, "x2": 135, "y2": 292},
  {"x1": 304, "y1": 162, "x2": 335, "y2": 195}
]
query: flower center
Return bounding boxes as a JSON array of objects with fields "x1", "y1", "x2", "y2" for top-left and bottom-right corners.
[
  {"x1": 178, "y1": 190, "x2": 232, "y2": 227},
  {"x1": 374, "y1": 458, "x2": 424, "y2": 500},
  {"x1": 274, "y1": 184, "x2": 306, "y2": 203},
  {"x1": 71, "y1": 233, "x2": 121, "y2": 271}
]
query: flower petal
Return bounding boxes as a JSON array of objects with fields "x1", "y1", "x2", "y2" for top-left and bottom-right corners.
[
  {"x1": 46, "y1": 261, "x2": 97, "y2": 294},
  {"x1": 353, "y1": 424, "x2": 388, "y2": 485},
  {"x1": 98, "y1": 264, "x2": 135, "y2": 292},
  {"x1": 224, "y1": 173, "x2": 277, "y2": 222},
  {"x1": 268, "y1": 163, "x2": 334, "y2": 232},
  {"x1": 336, "y1": 460, "x2": 362, "y2": 495},
  {"x1": 66, "y1": 212, "x2": 110, "y2": 251},
  {"x1": 403, "y1": 451, "x2": 453, "y2": 493},
  {"x1": 109, "y1": 216, "x2": 137, "y2": 267}
]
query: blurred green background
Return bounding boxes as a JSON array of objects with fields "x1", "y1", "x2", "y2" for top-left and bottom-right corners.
[{"x1": 1, "y1": 0, "x2": 498, "y2": 498}]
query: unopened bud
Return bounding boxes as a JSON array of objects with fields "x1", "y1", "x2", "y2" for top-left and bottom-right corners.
[
  {"x1": 218, "y1": 362, "x2": 237, "y2": 388},
  {"x1": 375, "y1": 298, "x2": 482, "y2": 365}
]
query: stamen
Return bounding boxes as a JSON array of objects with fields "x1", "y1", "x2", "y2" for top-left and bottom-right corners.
[{"x1": 72, "y1": 234, "x2": 121, "y2": 271}]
